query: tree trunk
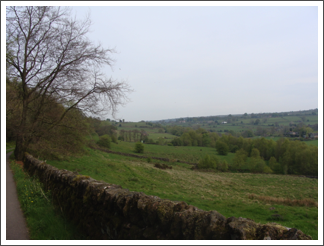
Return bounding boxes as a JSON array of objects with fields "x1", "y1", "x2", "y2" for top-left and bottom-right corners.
[
  {"x1": 14, "y1": 134, "x2": 27, "y2": 161},
  {"x1": 14, "y1": 100, "x2": 28, "y2": 161}
]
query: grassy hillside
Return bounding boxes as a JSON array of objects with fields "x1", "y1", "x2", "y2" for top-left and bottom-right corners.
[{"x1": 47, "y1": 148, "x2": 318, "y2": 239}]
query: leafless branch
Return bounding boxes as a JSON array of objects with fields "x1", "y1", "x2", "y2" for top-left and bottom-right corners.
[{"x1": 6, "y1": 6, "x2": 132, "y2": 160}]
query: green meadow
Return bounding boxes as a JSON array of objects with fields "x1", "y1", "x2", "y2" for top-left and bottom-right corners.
[
  {"x1": 111, "y1": 141, "x2": 234, "y2": 164},
  {"x1": 47, "y1": 146, "x2": 318, "y2": 240}
]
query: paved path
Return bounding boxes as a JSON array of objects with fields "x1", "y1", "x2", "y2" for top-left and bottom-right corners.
[{"x1": 6, "y1": 151, "x2": 30, "y2": 240}]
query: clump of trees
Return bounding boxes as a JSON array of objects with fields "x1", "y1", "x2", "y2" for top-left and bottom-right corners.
[
  {"x1": 228, "y1": 138, "x2": 317, "y2": 175},
  {"x1": 170, "y1": 128, "x2": 220, "y2": 148},
  {"x1": 165, "y1": 123, "x2": 317, "y2": 175},
  {"x1": 165, "y1": 125, "x2": 317, "y2": 175},
  {"x1": 197, "y1": 155, "x2": 228, "y2": 172}
]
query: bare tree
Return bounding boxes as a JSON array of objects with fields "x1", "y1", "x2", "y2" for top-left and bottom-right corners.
[{"x1": 6, "y1": 6, "x2": 131, "y2": 160}]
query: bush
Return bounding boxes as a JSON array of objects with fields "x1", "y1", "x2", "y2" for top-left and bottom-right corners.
[
  {"x1": 269, "y1": 156, "x2": 281, "y2": 174},
  {"x1": 134, "y1": 142, "x2": 144, "y2": 153},
  {"x1": 232, "y1": 154, "x2": 246, "y2": 170},
  {"x1": 249, "y1": 157, "x2": 267, "y2": 173},
  {"x1": 147, "y1": 139, "x2": 155, "y2": 144},
  {"x1": 197, "y1": 155, "x2": 218, "y2": 169},
  {"x1": 263, "y1": 165, "x2": 273, "y2": 174},
  {"x1": 97, "y1": 135, "x2": 111, "y2": 149},
  {"x1": 111, "y1": 135, "x2": 118, "y2": 144},
  {"x1": 217, "y1": 160, "x2": 228, "y2": 172},
  {"x1": 215, "y1": 141, "x2": 229, "y2": 155},
  {"x1": 156, "y1": 137, "x2": 165, "y2": 145}
]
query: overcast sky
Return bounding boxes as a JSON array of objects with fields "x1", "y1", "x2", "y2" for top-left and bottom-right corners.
[
  {"x1": 2, "y1": 2, "x2": 322, "y2": 122},
  {"x1": 70, "y1": 4, "x2": 320, "y2": 122}
]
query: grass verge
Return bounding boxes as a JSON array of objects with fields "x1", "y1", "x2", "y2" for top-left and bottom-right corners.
[{"x1": 9, "y1": 156, "x2": 85, "y2": 240}]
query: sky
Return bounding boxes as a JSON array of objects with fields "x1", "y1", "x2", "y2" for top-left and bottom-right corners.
[
  {"x1": 65, "y1": 3, "x2": 322, "y2": 122},
  {"x1": 1, "y1": 2, "x2": 322, "y2": 123}
]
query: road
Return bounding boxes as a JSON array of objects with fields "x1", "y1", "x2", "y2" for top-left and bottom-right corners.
[{"x1": 6, "y1": 151, "x2": 30, "y2": 240}]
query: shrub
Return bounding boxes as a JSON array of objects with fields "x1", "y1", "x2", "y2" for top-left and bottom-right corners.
[
  {"x1": 111, "y1": 135, "x2": 118, "y2": 144},
  {"x1": 263, "y1": 165, "x2": 273, "y2": 174},
  {"x1": 171, "y1": 137, "x2": 182, "y2": 146},
  {"x1": 147, "y1": 139, "x2": 155, "y2": 144},
  {"x1": 269, "y1": 156, "x2": 281, "y2": 174},
  {"x1": 134, "y1": 142, "x2": 144, "y2": 153},
  {"x1": 97, "y1": 135, "x2": 111, "y2": 149},
  {"x1": 156, "y1": 137, "x2": 165, "y2": 145},
  {"x1": 215, "y1": 141, "x2": 229, "y2": 155},
  {"x1": 237, "y1": 149, "x2": 248, "y2": 160},
  {"x1": 232, "y1": 154, "x2": 246, "y2": 170},
  {"x1": 217, "y1": 160, "x2": 228, "y2": 172},
  {"x1": 197, "y1": 155, "x2": 218, "y2": 169},
  {"x1": 249, "y1": 157, "x2": 266, "y2": 173}
]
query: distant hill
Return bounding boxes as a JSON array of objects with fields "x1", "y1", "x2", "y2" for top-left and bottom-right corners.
[{"x1": 149, "y1": 108, "x2": 318, "y2": 124}]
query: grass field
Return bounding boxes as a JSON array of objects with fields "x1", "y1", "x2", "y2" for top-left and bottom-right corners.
[
  {"x1": 303, "y1": 140, "x2": 319, "y2": 147},
  {"x1": 47, "y1": 148, "x2": 318, "y2": 240},
  {"x1": 111, "y1": 141, "x2": 235, "y2": 164}
]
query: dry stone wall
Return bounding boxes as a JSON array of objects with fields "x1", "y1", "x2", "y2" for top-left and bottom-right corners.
[{"x1": 23, "y1": 153, "x2": 312, "y2": 240}]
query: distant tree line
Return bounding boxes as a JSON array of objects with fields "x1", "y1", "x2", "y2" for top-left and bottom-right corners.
[
  {"x1": 229, "y1": 137, "x2": 318, "y2": 175},
  {"x1": 118, "y1": 129, "x2": 148, "y2": 143},
  {"x1": 167, "y1": 127, "x2": 220, "y2": 148},
  {"x1": 165, "y1": 109, "x2": 318, "y2": 125}
]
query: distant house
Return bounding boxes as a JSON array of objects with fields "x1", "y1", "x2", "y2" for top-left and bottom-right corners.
[
  {"x1": 309, "y1": 133, "x2": 318, "y2": 139},
  {"x1": 289, "y1": 131, "x2": 299, "y2": 137},
  {"x1": 222, "y1": 121, "x2": 227, "y2": 124}
]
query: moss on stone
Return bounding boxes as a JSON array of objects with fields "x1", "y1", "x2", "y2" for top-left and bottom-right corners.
[{"x1": 72, "y1": 174, "x2": 90, "y2": 182}]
